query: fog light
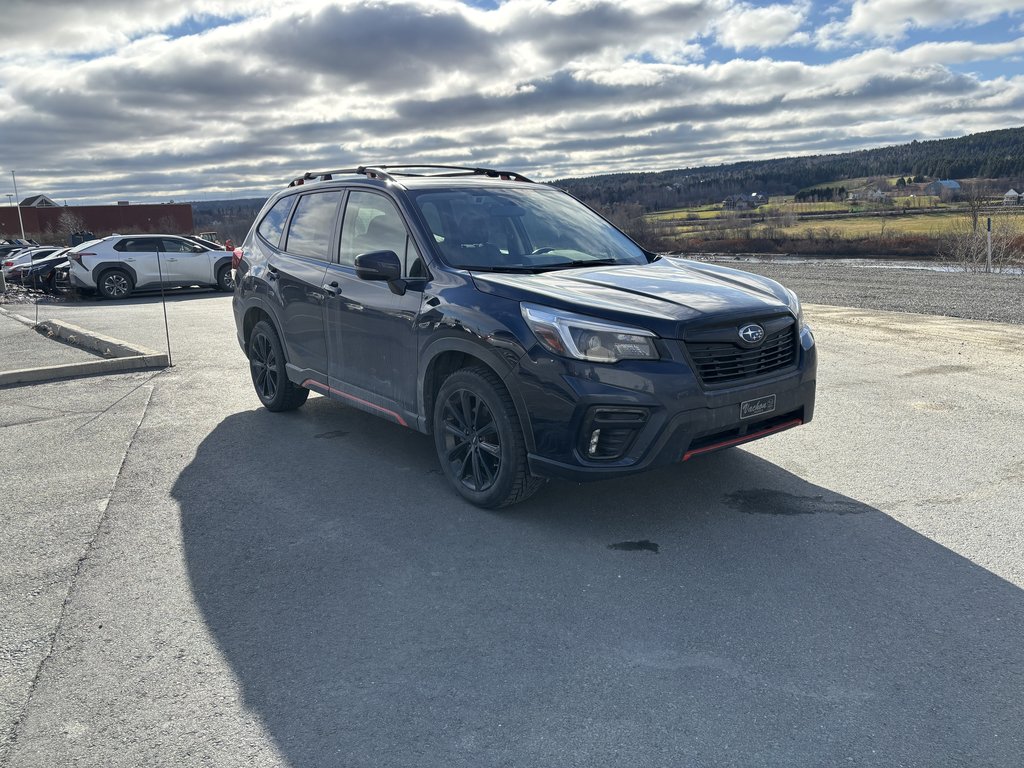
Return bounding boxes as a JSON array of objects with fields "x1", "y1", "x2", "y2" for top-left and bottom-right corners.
[{"x1": 588, "y1": 429, "x2": 601, "y2": 456}]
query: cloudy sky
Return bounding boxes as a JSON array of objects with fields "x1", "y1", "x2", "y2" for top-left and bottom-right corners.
[{"x1": 2, "y1": 0, "x2": 1023, "y2": 204}]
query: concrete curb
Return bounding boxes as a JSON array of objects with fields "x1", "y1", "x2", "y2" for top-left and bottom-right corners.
[{"x1": 0, "y1": 307, "x2": 169, "y2": 387}]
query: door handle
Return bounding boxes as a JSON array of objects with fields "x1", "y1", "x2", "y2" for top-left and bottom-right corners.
[{"x1": 322, "y1": 280, "x2": 341, "y2": 297}]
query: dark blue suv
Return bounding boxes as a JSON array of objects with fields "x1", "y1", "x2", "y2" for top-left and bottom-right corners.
[{"x1": 233, "y1": 166, "x2": 816, "y2": 507}]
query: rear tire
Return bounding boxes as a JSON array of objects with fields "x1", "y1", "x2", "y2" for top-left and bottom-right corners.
[
  {"x1": 98, "y1": 268, "x2": 133, "y2": 300},
  {"x1": 216, "y1": 263, "x2": 235, "y2": 292},
  {"x1": 433, "y1": 366, "x2": 543, "y2": 508},
  {"x1": 248, "y1": 320, "x2": 309, "y2": 411}
]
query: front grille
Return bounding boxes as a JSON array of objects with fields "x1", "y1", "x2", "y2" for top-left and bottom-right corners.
[{"x1": 686, "y1": 326, "x2": 797, "y2": 385}]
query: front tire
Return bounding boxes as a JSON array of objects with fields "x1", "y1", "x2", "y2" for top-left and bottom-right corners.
[
  {"x1": 98, "y1": 268, "x2": 133, "y2": 300},
  {"x1": 433, "y1": 366, "x2": 542, "y2": 508},
  {"x1": 248, "y1": 320, "x2": 309, "y2": 411}
]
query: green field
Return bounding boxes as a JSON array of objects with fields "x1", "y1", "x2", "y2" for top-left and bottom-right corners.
[{"x1": 646, "y1": 199, "x2": 1019, "y2": 241}]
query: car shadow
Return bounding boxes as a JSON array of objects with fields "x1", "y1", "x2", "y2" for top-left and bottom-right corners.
[{"x1": 173, "y1": 402, "x2": 1024, "y2": 767}]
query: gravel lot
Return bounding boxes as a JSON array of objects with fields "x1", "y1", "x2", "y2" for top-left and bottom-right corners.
[{"x1": 703, "y1": 258, "x2": 1024, "y2": 325}]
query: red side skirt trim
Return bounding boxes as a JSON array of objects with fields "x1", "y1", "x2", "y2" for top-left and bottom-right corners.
[{"x1": 302, "y1": 379, "x2": 409, "y2": 428}]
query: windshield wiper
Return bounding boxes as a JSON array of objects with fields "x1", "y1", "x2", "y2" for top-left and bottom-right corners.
[
  {"x1": 532, "y1": 258, "x2": 621, "y2": 272},
  {"x1": 463, "y1": 265, "x2": 546, "y2": 273}
]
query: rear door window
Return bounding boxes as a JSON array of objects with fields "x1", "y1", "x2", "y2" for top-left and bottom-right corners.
[
  {"x1": 115, "y1": 237, "x2": 161, "y2": 252},
  {"x1": 284, "y1": 191, "x2": 343, "y2": 260}
]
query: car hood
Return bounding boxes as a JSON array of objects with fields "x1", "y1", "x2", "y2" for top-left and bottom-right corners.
[{"x1": 471, "y1": 256, "x2": 793, "y2": 335}]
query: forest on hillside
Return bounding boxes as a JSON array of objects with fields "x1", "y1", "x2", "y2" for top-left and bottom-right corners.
[{"x1": 555, "y1": 126, "x2": 1024, "y2": 213}]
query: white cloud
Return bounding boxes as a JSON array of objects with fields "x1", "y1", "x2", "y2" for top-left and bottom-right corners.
[
  {"x1": 0, "y1": 0, "x2": 1021, "y2": 202},
  {"x1": 826, "y1": 0, "x2": 1024, "y2": 42},
  {"x1": 713, "y1": 2, "x2": 810, "y2": 50}
]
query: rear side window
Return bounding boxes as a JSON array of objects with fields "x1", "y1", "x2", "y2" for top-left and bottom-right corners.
[
  {"x1": 284, "y1": 191, "x2": 343, "y2": 260},
  {"x1": 114, "y1": 238, "x2": 160, "y2": 253},
  {"x1": 257, "y1": 195, "x2": 297, "y2": 248}
]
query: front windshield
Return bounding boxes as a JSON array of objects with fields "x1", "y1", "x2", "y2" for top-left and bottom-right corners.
[{"x1": 409, "y1": 185, "x2": 648, "y2": 272}]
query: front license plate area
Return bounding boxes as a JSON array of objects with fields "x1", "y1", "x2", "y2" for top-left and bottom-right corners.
[{"x1": 740, "y1": 394, "x2": 776, "y2": 420}]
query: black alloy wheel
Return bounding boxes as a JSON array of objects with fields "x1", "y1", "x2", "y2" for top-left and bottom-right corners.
[
  {"x1": 433, "y1": 366, "x2": 542, "y2": 508},
  {"x1": 248, "y1": 320, "x2": 309, "y2": 411}
]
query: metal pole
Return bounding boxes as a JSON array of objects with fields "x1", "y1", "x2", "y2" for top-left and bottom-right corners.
[
  {"x1": 986, "y1": 217, "x2": 992, "y2": 274},
  {"x1": 10, "y1": 172, "x2": 26, "y2": 241},
  {"x1": 155, "y1": 246, "x2": 173, "y2": 367}
]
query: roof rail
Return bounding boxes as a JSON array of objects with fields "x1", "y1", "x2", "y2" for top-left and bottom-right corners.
[{"x1": 288, "y1": 165, "x2": 533, "y2": 187}]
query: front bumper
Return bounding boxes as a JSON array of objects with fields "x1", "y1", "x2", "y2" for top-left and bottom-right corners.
[{"x1": 521, "y1": 325, "x2": 817, "y2": 482}]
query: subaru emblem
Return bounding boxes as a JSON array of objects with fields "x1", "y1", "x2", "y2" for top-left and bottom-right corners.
[{"x1": 738, "y1": 323, "x2": 765, "y2": 344}]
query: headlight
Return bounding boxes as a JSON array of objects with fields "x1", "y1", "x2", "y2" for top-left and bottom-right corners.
[{"x1": 521, "y1": 303, "x2": 659, "y2": 362}]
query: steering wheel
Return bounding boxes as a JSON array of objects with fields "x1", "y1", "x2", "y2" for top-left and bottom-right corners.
[{"x1": 529, "y1": 246, "x2": 556, "y2": 255}]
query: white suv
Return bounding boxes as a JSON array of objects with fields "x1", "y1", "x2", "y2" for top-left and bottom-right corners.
[{"x1": 67, "y1": 234, "x2": 234, "y2": 299}]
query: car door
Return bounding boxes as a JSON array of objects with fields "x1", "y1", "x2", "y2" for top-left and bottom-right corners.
[
  {"x1": 114, "y1": 237, "x2": 162, "y2": 286},
  {"x1": 159, "y1": 237, "x2": 213, "y2": 285},
  {"x1": 324, "y1": 190, "x2": 426, "y2": 416},
  {"x1": 270, "y1": 189, "x2": 343, "y2": 382}
]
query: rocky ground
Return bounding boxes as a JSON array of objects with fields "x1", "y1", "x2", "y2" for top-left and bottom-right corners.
[{"x1": 704, "y1": 258, "x2": 1024, "y2": 325}]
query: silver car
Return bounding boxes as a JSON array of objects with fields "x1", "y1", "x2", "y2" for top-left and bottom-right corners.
[{"x1": 66, "y1": 234, "x2": 235, "y2": 299}]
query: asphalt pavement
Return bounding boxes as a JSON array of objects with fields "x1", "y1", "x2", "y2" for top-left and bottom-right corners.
[{"x1": 1, "y1": 289, "x2": 1023, "y2": 767}]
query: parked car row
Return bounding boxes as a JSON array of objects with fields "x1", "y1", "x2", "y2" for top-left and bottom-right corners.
[{"x1": 2, "y1": 242, "x2": 72, "y2": 293}]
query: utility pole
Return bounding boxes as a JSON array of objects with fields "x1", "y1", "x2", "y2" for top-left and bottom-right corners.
[
  {"x1": 986, "y1": 217, "x2": 992, "y2": 273},
  {"x1": 10, "y1": 171, "x2": 26, "y2": 241}
]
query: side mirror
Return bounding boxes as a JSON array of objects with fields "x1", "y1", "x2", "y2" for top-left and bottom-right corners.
[
  {"x1": 355, "y1": 250, "x2": 401, "y2": 281},
  {"x1": 354, "y1": 250, "x2": 406, "y2": 296}
]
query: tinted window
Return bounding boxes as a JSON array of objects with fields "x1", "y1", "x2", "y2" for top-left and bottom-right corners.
[
  {"x1": 115, "y1": 238, "x2": 160, "y2": 253},
  {"x1": 285, "y1": 191, "x2": 343, "y2": 260},
  {"x1": 257, "y1": 195, "x2": 297, "y2": 248},
  {"x1": 340, "y1": 191, "x2": 420, "y2": 276}
]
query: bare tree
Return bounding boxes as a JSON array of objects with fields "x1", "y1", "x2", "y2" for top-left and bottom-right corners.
[
  {"x1": 53, "y1": 211, "x2": 86, "y2": 245},
  {"x1": 959, "y1": 181, "x2": 990, "y2": 234},
  {"x1": 939, "y1": 212, "x2": 1023, "y2": 272}
]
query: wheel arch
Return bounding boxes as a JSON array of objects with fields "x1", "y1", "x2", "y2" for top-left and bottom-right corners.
[
  {"x1": 241, "y1": 303, "x2": 277, "y2": 355},
  {"x1": 420, "y1": 338, "x2": 535, "y2": 452},
  {"x1": 91, "y1": 261, "x2": 137, "y2": 286}
]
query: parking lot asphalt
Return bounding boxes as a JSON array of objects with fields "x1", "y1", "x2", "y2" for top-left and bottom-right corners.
[{"x1": 1, "y1": 290, "x2": 1023, "y2": 767}]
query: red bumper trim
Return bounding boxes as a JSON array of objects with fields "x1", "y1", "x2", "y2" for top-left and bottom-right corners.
[
  {"x1": 682, "y1": 418, "x2": 803, "y2": 462},
  {"x1": 302, "y1": 379, "x2": 409, "y2": 428}
]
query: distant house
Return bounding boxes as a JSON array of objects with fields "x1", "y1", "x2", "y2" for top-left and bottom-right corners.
[
  {"x1": 722, "y1": 193, "x2": 765, "y2": 210},
  {"x1": 1004, "y1": 189, "x2": 1021, "y2": 206},
  {"x1": 924, "y1": 179, "x2": 961, "y2": 196},
  {"x1": 848, "y1": 189, "x2": 887, "y2": 202}
]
